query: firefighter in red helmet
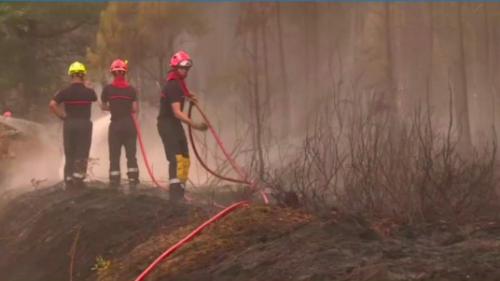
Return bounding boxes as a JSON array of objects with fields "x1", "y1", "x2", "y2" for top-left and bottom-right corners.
[
  {"x1": 157, "y1": 51, "x2": 207, "y2": 202},
  {"x1": 101, "y1": 59, "x2": 140, "y2": 188}
]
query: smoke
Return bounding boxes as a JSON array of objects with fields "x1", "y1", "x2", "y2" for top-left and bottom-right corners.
[
  {"x1": 0, "y1": 102, "x2": 241, "y2": 193},
  {"x1": 0, "y1": 85, "x2": 293, "y2": 193},
  {"x1": 0, "y1": 117, "x2": 61, "y2": 191}
]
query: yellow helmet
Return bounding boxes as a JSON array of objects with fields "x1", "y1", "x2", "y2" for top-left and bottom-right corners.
[{"x1": 67, "y1": 61, "x2": 87, "y2": 76}]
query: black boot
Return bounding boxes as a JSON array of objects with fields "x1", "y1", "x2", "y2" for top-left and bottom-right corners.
[
  {"x1": 169, "y1": 183, "x2": 185, "y2": 203},
  {"x1": 109, "y1": 175, "x2": 121, "y2": 188},
  {"x1": 73, "y1": 178, "x2": 86, "y2": 189},
  {"x1": 128, "y1": 178, "x2": 139, "y2": 189},
  {"x1": 64, "y1": 178, "x2": 75, "y2": 190}
]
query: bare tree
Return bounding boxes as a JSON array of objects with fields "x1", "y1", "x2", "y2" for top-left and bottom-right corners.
[
  {"x1": 455, "y1": 3, "x2": 473, "y2": 152},
  {"x1": 275, "y1": 3, "x2": 290, "y2": 137}
]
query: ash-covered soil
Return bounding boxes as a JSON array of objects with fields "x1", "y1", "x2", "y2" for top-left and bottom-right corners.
[
  {"x1": 0, "y1": 183, "x2": 197, "y2": 281},
  {"x1": 1, "y1": 182, "x2": 500, "y2": 281}
]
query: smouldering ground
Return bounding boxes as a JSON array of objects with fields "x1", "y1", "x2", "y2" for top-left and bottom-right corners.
[{"x1": 1, "y1": 183, "x2": 500, "y2": 281}]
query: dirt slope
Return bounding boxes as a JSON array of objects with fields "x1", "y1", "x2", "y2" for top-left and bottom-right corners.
[
  {"x1": 0, "y1": 183, "x2": 198, "y2": 281},
  {"x1": 100, "y1": 209, "x2": 500, "y2": 281},
  {"x1": 1, "y1": 183, "x2": 500, "y2": 281}
]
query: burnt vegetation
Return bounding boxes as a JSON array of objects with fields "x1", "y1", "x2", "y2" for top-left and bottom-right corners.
[{"x1": 268, "y1": 89, "x2": 499, "y2": 225}]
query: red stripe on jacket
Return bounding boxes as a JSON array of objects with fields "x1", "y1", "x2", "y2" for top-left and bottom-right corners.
[
  {"x1": 64, "y1": 101, "x2": 92, "y2": 105},
  {"x1": 110, "y1": 95, "x2": 134, "y2": 100}
]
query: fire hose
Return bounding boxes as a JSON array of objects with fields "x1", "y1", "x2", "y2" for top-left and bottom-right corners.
[
  {"x1": 187, "y1": 104, "x2": 247, "y2": 185},
  {"x1": 132, "y1": 103, "x2": 269, "y2": 203},
  {"x1": 131, "y1": 113, "x2": 164, "y2": 189},
  {"x1": 133, "y1": 201, "x2": 249, "y2": 281},
  {"x1": 188, "y1": 102, "x2": 269, "y2": 204}
]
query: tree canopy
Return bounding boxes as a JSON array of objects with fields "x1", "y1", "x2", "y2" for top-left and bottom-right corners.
[{"x1": 0, "y1": 3, "x2": 103, "y2": 116}]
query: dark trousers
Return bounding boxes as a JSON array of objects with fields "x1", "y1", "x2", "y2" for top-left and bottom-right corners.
[
  {"x1": 108, "y1": 118, "x2": 139, "y2": 185},
  {"x1": 158, "y1": 120, "x2": 189, "y2": 201},
  {"x1": 63, "y1": 119, "x2": 92, "y2": 183}
]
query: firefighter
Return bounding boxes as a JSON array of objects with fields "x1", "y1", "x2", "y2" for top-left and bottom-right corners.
[
  {"x1": 2, "y1": 110, "x2": 12, "y2": 118},
  {"x1": 0, "y1": 109, "x2": 16, "y2": 159},
  {"x1": 157, "y1": 51, "x2": 207, "y2": 202},
  {"x1": 101, "y1": 59, "x2": 139, "y2": 188},
  {"x1": 0, "y1": 125, "x2": 14, "y2": 159},
  {"x1": 49, "y1": 61, "x2": 97, "y2": 188}
]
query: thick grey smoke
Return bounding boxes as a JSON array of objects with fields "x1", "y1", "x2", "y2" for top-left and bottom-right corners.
[
  {"x1": 0, "y1": 97, "x2": 252, "y2": 193},
  {"x1": 0, "y1": 117, "x2": 61, "y2": 191}
]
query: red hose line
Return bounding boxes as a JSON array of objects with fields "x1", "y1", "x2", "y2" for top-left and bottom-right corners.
[
  {"x1": 187, "y1": 105, "x2": 249, "y2": 185},
  {"x1": 191, "y1": 103, "x2": 249, "y2": 180},
  {"x1": 134, "y1": 201, "x2": 249, "y2": 281},
  {"x1": 132, "y1": 113, "x2": 165, "y2": 189},
  {"x1": 190, "y1": 103, "x2": 269, "y2": 204},
  {"x1": 133, "y1": 107, "x2": 268, "y2": 203}
]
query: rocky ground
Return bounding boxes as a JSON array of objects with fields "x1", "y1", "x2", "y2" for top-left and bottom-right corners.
[{"x1": 1, "y1": 182, "x2": 499, "y2": 281}]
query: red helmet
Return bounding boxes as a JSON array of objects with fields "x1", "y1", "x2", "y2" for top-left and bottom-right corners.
[
  {"x1": 110, "y1": 59, "x2": 128, "y2": 73},
  {"x1": 170, "y1": 51, "x2": 192, "y2": 68}
]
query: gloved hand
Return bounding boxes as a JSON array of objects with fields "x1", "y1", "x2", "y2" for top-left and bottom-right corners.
[
  {"x1": 188, "y1": 95, "x2": 199, "y2": 104},
  {"x1": 192, "y1": 121, "x2": 208, "y2": 131}
]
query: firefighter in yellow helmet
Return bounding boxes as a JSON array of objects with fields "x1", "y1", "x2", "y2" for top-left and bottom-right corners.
[{"x1": 49, "y1": 61, "x2": 97, "y2": 189}]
